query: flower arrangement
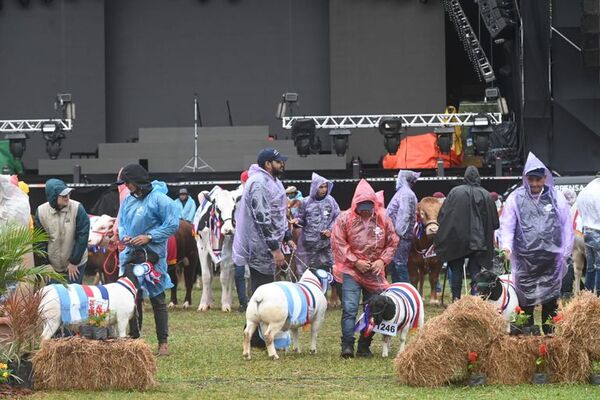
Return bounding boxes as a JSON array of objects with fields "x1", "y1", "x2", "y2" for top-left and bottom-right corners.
[
  {"x1": 535, "y1": 343, "x2": 549, "y2": 374},
  {"x1": 467, "y1": 351, "x2": 479, "y2": 374},
  {"x1": 88, "y1": 304, "x2": 109, "y2": 327},
  {"x1": 0, "y1": 362, "x2": 14, "y2": 384},
  {"x1": 509, "y1": 306, "x2": 530, "y2": 328}
]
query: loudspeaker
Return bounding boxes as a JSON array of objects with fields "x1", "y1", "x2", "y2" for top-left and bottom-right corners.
[
  {"x1": 582, "y1": 0, "x2": 600, "y2": 67},
  {"x1": 479, "y1": 0, "x2": 515, "y2": 38}
]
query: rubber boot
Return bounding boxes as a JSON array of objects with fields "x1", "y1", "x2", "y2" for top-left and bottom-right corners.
[
  {"x1": 340, "y1": 337, "x2": 355, "y2": 358},
  {"x1": 356, "y1": 334, "x2": 373, "y2": 358}
]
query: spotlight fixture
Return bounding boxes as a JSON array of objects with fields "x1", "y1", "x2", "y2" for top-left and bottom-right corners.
[
  {"x1": 378, "y1": 118, "x2": 404, "y2": 155},
  {"x1": 434, "y1": 127, "x2": 454, "y2": 154},
  {"x1": 42, "y1": 121, "x2": 65, "y2": 160},
  {"x1": 276, "y1": 92, "x2": 299, "y2": 119},
  {"x1": 471, "y1": 125, "x2": 493, "y2": 154},
  {"x1": 291, "y1": 118, "x2": 317, "y2": 157},
  {"x1": 328, "y1": 129, "x2": 352, "y2": 156},
  {"x1": 4, "y1": 132, "x2": 28, "y2": 160}
]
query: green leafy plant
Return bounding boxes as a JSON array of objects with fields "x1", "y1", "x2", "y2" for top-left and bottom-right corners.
[
  {"x1": 0, "y1": 224, "x2": 65, "y2": 297},
  {"x1": 509, "y1": 306, "x2": 530, "y2": 328},
  {"x1": 592, "y1": 360, "x2": 600, "y2": 374}
]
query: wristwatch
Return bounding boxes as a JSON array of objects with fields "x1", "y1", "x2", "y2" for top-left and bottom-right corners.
[{"x1": 147, "y1": 234, "x2": 153, "y2": 242}]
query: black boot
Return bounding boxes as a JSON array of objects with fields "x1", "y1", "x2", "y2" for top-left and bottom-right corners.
[
  {"x1": 356, "y1": 334, "x2": 373, "y2": 358},
  {"x1": 340, "y1": 337, "x2": 354, "y2": 358}
]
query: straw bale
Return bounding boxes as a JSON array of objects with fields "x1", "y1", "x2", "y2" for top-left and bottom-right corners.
[
  {"x1": 556, "y1": 290, "x2": 600, "y2": 359},
  {"x1": 32, "y1": 337, "x2": 156, "y2": 390},
  {"x1": 395, "y1": 296, "x2": 505, "y2": 387}
]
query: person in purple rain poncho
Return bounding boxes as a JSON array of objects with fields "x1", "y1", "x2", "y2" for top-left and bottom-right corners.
[
  {"x1": 386, "y1": 170, "x2": 420, "y2": 283},
  {"x1": 499, "y1": 152, "x2": 573, "y2": 333},
  {"x1": 294, "y1": 173, "x2": 341, "y2": 302},
  {"x1": 232, "y1": 148, "x2": 289, "y2": 292}
]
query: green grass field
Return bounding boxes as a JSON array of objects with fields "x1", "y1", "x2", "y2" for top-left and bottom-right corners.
[{"x1": 31, "y1": 282, "x2": 600, "y2": 399}]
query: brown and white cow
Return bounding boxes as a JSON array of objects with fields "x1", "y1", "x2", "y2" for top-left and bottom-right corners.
[{"x1": 408, "y1": 197, "x2": 443, "y2": 305}]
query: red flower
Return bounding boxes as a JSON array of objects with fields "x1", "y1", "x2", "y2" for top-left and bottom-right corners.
[
  {"x1": 515, "y1": 306, "x2": 522, "y2": 313},
  {"x1": 539, "y1": 343, "x2": 548, "y2": 357},
  {"x1": 467, "y1": 352, "x2": 478, "y2": 363},
  {"x1": 552, "y1": 314, "x2": 563, "y2": 324}
]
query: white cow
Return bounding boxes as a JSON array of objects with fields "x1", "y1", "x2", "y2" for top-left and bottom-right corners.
[
  {"x1": 193, "y1": 186, "x2": 242, "y2": 312},
  {"x1": 88, "y1": 214, "x2": 116, "y2": 247},
  {"x1": 571, "y1": 205, "x2": 587, "y2": 293}
]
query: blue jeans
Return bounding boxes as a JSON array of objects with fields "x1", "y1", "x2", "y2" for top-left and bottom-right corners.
[
  {"x1": 234, "y1": 264, "x2": 247, "y2": 307},
  {"x1": 584, "y1": 229, "x2": 600, "y2": 295},
  {"x1": 341, "y1": 273, "x2": 376, "y2": 343},
  {"x1": 390, "y1": 262, "x2": 409, "y2": 283}
]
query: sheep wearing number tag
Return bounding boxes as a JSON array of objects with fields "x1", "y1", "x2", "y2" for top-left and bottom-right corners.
[{"x1": 358, "y1": 282, "x2": 424, "y2": 357}]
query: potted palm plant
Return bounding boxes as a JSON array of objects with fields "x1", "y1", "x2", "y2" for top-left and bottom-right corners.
[{"x1": 0, "y1": 224, "x2": 65, "y2": 388}]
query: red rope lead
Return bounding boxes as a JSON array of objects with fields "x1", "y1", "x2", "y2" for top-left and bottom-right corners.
[{"x1": 102, "y1": 247, "x2": 119, "y2": 277}]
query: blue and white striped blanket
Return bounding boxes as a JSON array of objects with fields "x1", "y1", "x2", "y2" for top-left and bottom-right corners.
[{"x1": 51, "y1": 284, "x2": 109, "y2": 324}]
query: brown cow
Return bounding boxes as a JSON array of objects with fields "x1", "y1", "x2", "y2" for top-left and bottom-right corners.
[{"x1": 408, "y1": 197, "x2": 443, "y2": 305}]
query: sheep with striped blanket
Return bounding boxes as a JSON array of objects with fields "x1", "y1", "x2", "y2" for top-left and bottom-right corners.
[
  {"x1": 243, "y1": 269, "x2": 329, "y2": 360},
  {"x1": 39, "y1": 265, "x2": 141, "y2": 340},
  {"x1": 357, "y1": 282, "x2": 424, "y2": 357}
]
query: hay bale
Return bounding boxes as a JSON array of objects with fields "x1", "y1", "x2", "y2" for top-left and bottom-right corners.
[
  {"x1": 32, "y1": 337, "x2": 156, "y2": 390},
  {"x1": 395, "y1": 296, "x2": 505, "y2": 387},
  {"x1": 481, "y1": 335, "x2": 590, "y2": 384},
  {"x1": 556, "y1": 290, "x2": 600, "y2": 359}
]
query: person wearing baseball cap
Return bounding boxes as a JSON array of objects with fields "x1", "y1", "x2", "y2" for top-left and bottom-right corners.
[
  {"x1": 34, "y1": 179, "x2": 90, "y2": 284},
  {"x1": 174, "y1": 187, "x2": 197, "y2": 223},
  {"x1": 233, "y1": 148, "x2": 292, "y2": 318}
]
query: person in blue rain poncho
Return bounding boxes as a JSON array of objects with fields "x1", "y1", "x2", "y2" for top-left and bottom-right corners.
[
  {"x1": 174, "y1": 188, "x2": 197, "y2": 222},
  {"x1": 499, "y1": 153, "x2": 573, "y2": 334},
  {"x1": 386, "y1": 170, "x2": 420, "y2": 283},
  {"x1": 117, "y1": 164, "x2": 179, "y2": 356}
]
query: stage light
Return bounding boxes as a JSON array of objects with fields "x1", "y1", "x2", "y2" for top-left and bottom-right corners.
[
  {"x1": 291, "y1": 118, "x2": 317, "y2": 157},
  {"x1": 42, "y1": 121, "x2": 65, "y2": 160},
  {"x1": 378, "y1": 118, "x2": 404, "y2": 155},
  {"x1": 434, "y1": 127, "x2": 454, "y2": 154},
  {"x1": 328, "y1": 129, "x2": 351, "y2": 156},
  {"x1": 276, "y1": 92, "x2": 299, "y2": 119},
  {"x1": 4, "y1": 132, "x2": 28, "y2": 160},
  {"x1": 471, "y1": 125, "x2": 493, "y2": 154}
]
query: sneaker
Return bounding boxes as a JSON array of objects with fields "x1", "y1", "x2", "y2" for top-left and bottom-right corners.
[{"x1": 157, "y1": 343, "x2": 169, "y2": 357}]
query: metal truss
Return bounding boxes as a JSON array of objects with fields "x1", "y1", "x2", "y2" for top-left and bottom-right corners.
[
  {"x1": 443, "y1": 0, "x2": 496, "y2": 83},
  {"x1": 0, "y1": 119, "x2": 73, "y2": 133},
  {"x1": 282, "y1": 113, "x2": 503, "y2": 130}
]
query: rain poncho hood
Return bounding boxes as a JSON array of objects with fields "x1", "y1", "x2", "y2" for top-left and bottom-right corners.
[
  {"x1": 232, "y1": 164, "x2": 287, "y2": 274},
  {"x1": 499, "y1": 152, "x2": 573, "y2": 306},
  {"x1": 395, "y1": 170, "x2": 420, "y2": 190},
  {"x1": 434, "y1": 166, "x2": 499, "y2": 264},
  {"x1": 331, "y1": 179, "x2": 399, "y2": 292},
  {"x1": 386, "y1": 170, "x2": 420, "y2": 265},
  {"x1": 118, "y1": 181, "x2": 179, "y2": 297},
  {"x1": 0, "y1": 175, "x2": 30, "y2": 227},
  {"x1": 45, "y1": 178, "x2": 71, "y2": 209},
  {"x1": 296, "y1": 173, "x2": 340, "y2": 272}
]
